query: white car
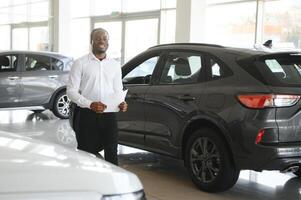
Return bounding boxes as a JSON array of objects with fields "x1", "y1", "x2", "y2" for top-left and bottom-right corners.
[{"x1": 0, "y1": 131, "x2": 145, "y2": 200}]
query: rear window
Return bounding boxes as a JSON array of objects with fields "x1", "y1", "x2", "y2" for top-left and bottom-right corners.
[{"x1": 238, "y1": 53, "x2": 301, "y2": 87}]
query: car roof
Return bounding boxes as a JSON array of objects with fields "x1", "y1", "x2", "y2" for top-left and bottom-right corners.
[
  {"x1": 0, "y1": 50, "x2": 72, "y2": 60},
  {"x1": 148, "y1": 43, "x2": 300, "y2": 59}
]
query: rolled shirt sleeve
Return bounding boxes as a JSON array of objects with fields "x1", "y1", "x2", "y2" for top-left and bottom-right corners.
[{"x1": 67, "y1": 59, "x2": 92, "y2": 108}]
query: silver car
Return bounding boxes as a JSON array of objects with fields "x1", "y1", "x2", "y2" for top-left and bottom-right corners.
[
  {"x1": 0, "y1": 130, "x2": 145, "y2": 200},
  {"x1": 0, "y1": 51, "x2": 73, "y2": 119}
]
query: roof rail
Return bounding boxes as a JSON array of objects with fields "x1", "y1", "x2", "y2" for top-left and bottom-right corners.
[{"x1": 149, "y1": 43, "x2": 224, "y2": 49}]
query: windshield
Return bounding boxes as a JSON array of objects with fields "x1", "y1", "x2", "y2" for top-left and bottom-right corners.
[
  {"x1": 264, "y1": 57, "x2": 301, "y2": 84},
  {"x1": 238, "y1": 53, "x2": 301, "y2": 87}
]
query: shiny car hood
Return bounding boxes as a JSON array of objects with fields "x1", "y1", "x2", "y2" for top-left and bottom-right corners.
[{"x1": 0, "y1": 131, "x2": 142, "y2": 195}]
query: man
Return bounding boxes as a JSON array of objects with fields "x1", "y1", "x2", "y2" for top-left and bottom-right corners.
[{"x1": 67, "y1": 28, "x2": 127, "y2": 165}]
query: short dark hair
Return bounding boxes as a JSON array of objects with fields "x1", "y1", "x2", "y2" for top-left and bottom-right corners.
[{"x1": 90, "y1": 28, "x2": 109, "y2": 44}]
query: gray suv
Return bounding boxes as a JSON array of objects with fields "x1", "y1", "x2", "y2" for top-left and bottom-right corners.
[
  {"x1": 0, "y1": 51, "x2": 73, "y2": 119},
  {"x1": 118, "y1": 43, "x2": 301, "y2": 192}
]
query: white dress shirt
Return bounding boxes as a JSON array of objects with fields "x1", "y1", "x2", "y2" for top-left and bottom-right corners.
[{"x1": 67, "y1": 53, "x2": 123, "y2": 112}]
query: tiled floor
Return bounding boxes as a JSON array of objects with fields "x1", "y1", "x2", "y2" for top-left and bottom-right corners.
[{"x1": 0, "y1": 110, "x2": 300, "y2": 200}]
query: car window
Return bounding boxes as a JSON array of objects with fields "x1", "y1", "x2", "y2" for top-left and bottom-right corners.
[
  {"x1": 51, "y1": 58, "x2": 64, "y2": 71},
  {"x1": 25, "y1": 54, "x2": 51, "y2": 71},
  {"x1": 160, "y1": 52, "x2": 203, "y2": 84},
  {"x1": 263, "y1": 57, "x2": 301, "y2": 85},
  {"x1": 239, "y1": 54, "x2": 301, "y2": 87},
  {"x1": 123, "y1": 56, "x2": 158, "y2": 84},
  {"x1": 0, "y1": 55, "x2": 18, "y2": 72},
  {"x1": 65, "y1": 60, "x2": 74, "y2": 71},
  {"x1": 207, "y1": 58, "x2": 232, "y2": 81}
]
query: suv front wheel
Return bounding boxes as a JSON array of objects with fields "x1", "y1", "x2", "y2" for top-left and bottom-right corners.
[
  {"x1": 185, "y1": 128, "x2": 240, "y2": 192},
  {"x1": 52, "y1": 91, "x2": 70, "y2": 119}
]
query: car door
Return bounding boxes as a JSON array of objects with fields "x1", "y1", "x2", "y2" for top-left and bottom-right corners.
[
  {"x1": 118, "y1": 51, "x2": 163, "y2": 147},
  {"x1": 144, "y1": 50, "x2": 207, "y2": 156},
  {"x1": 19, "y1": 54, "x2": 61, "y2": 107},
  {"x1": 0, "y1": 53, "x2": 21, "y2": 108}
]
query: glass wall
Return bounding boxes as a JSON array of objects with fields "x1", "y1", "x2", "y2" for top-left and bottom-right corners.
[
  {"x1": 29, "y1": 26, "x2": 49, "y2": 51},
  {"x1": 70, "y1": 0, "x2": 176, "y2": 62},
  {"x1": 263, "y1": 0, "x2": 301, "y2": 49},
  {"x1": 0, "y1": 25, "x2": 10, "y2": 50},
  {"x1": 122, "y1": 0, "x2": 160, "y2": 13},
  {"x1": 12, "y1": 28, "x2": 28, "y2": 50},
  {"x1": 1, "y1": 0, "x2": 300, "y2": 55},
  {"x1": 70, "y1": 18, "x2": 90, "y2": 58},
  {"x1": 203, "y1": 0, "x2": 301, "y2": 49},
  {"x1": 124, "y1": 18, "x2": 158, "y2": 62},
  {"x1": 205, "y1": 1, "x2": 256, "y2": 47},
  {"x1": 0, "y1": 0, "x2": 50, "y2": 51}
]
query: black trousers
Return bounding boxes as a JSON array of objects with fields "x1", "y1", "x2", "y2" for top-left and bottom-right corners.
[{"x1": 75, "y1": 108, "x2": 118, "y2": 165}]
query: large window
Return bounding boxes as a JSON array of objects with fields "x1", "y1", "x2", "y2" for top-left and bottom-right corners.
[
  {"x1": 203, "y1": 0, "x2": 301, "y2": 49},
  {"x1": 125, "y1": 18, "x2": 158, "y2": 62},
  {"x1": 205, "y1": 1, "x2": 256, "y2": 47},
  {"x1": 0, "y1": 0, "x2": 50, "y2": 51},
  {"x1": 123, "y1": 0, "x2": 160, "y2": 13},
  {"x1": 160, "y1": 10, "x2": 176, "y2": 44},
  {"x1": 263, "y1": 0, "x2": 301, "y2": 49},
  {"x1": 29, "y1": 26, "x2": 49, "y2": 51},
  {"x1": 12, "y1": 24, "x2": 49, "y2": 51},
  {"x1": 70, "y1": 18, "x2": 90, "y2": 58},
  {"x1": 0, "y1": 25, "x2": 10, "y2": 50},
  {"x1": 70, "y1": 0, "x2": 176, "y2": 62},
  {"x1": 12, "y1": 28, "x2": 28, "y2": 50}
]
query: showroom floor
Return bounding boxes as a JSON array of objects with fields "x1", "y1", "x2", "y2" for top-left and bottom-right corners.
[{"x1": 0, "y1": 110, "x2": 300, "y2": 200}]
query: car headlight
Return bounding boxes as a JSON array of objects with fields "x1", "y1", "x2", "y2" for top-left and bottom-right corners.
[{"x1": 101, "y1": 190, "x2": 146, "y2": 200}]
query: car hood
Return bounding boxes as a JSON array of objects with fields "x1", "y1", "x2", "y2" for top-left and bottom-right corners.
[{"x1": 0, "y1": 131, "x2": 143, "y2": 195}]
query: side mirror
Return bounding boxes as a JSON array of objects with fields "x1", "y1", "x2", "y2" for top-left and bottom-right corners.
[{"x1": 144, "y1": 74, "x2": 152, "y2": 84}]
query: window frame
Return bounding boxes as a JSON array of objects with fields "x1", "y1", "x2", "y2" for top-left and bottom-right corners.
[
  {"x1": 204, "y1": 53, "x2": 233, "y2": 82},
  {"x1": 23, "y1": 54, "x2": 52, "y2": 72},
  {"x1": 0, "y1": 53, "x2": 21, "y2": 73},
  {"x1": 122, "y1": 50, "x2": 164, "y2": 85},
  {"x1": 156, "y1": 49, "x2": 207, "y2": 85}
]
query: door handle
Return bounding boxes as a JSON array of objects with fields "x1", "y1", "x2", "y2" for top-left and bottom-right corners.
[
  {"x1": 48, "y1": 75, "x2": 58, "y2": 79},
  {"x1": 177, "y1": 95, "x2": 196, "y2": 101},
  {"x1": 8, "y1": 76, "x2": 20, "y2": 80},
  {"x1": 128, "y1": 93, "x2": 139, "y2": 99}
]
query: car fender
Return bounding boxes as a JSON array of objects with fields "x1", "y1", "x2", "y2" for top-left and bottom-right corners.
[
  {"x1": 180, "y1": 113, "x2": 237, "y2": 166},
  {"x1": 47, "y1": 86, "x2": 66, "y2": 110}
]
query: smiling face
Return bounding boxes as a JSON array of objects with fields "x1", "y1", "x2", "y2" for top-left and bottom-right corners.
[{"x1": 91, "y1": 30, "x2": 109, "y2": 54}]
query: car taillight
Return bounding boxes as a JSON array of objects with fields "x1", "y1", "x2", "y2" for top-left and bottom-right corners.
[
  {"x1": 237, "y1": 94, "x2": 300, "y2": 109},
  {"x1": 255, "y1": 129, "x2": 265, "y2": 144}
]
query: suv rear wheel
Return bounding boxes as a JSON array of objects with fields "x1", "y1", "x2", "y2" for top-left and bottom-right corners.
[
  {"x1": 185, "y1": 128, "x2": 240, "y2": 192},
  {"x1": 52, "y1": 91, "x2": 70, "y2": 119}
]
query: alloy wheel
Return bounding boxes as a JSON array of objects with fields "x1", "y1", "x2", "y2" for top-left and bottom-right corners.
[
  {"x1": 190, "y1": 137, "x2": 221, "y2": 183},
  {"x1": 56, "y1": 94, "x2": 71, "y2": 118}
]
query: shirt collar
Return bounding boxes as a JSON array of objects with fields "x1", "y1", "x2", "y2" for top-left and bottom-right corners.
[{"x1": 89, "y1": 52, "x2": 108, "y2": 61}]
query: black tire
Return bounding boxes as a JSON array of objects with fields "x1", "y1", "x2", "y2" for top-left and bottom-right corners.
[
  {"x1": 185, "y1": 128, "x2": 240, "y2": 192},
  {"x1": 32, "y1": 109, "x2": 44, "y2": 113},
  {"x1": 52, "y1": 91, "x2": 70, "y2": 119},
  {"x1": 293, "y1": 168, "x2": 301, "y2": 177}
]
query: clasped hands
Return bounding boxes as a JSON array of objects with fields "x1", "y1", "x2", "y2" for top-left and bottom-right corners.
[{"x1": 90, "y1": 101, "x2": 128, "y2": 113}]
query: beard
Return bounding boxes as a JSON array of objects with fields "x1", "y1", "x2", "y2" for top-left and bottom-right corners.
[
  {"x1": 92, "y1": 42, "x2": 108, "y2": 54},
  {"x1": 93, "y1": 48, "x2": 106, "y2": 54}
]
